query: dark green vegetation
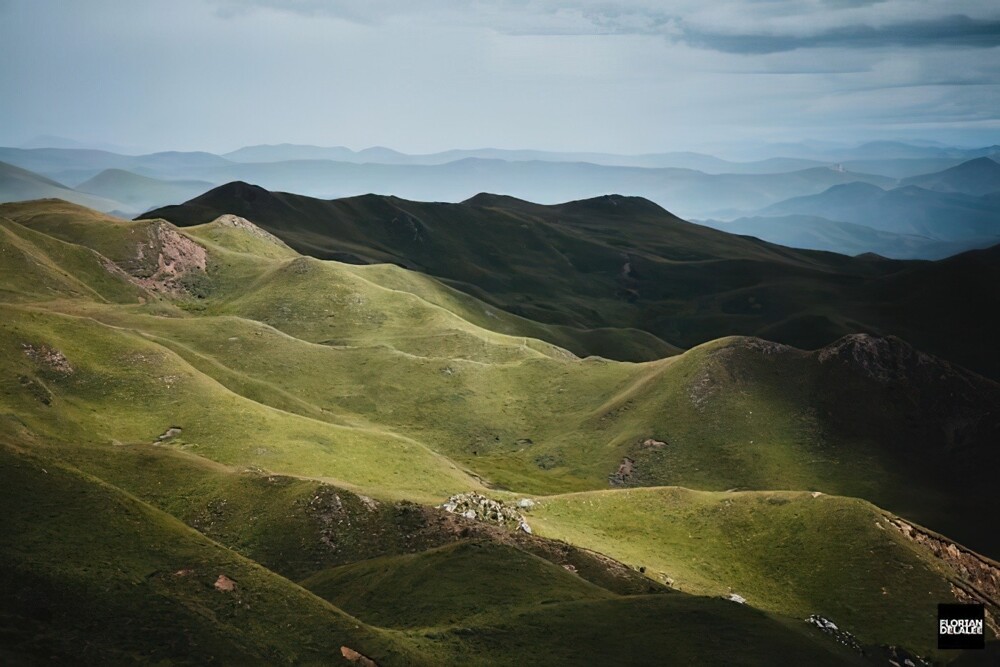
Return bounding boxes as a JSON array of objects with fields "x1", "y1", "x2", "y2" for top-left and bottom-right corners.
[
  {"x1": 145, "y1": 183, "x2": 1000, "y2": 381},
  {"x1": 2, "y1": 198, "x2": 997, "y2": 664}
]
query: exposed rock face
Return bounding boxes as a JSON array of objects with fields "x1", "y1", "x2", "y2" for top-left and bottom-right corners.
[
  {"x1": 118, "y1": 221, "x2": 208, "y2": 296},
  {"x1": 340, "y1": 646, "x2": 379, "y2": 666},
  {"x1": 608, "y1": 457, "x2": 635, "y2": 487}
]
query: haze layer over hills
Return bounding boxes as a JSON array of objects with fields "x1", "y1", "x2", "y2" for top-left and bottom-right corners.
[{"x1": 2, "y1": 139, "x2": 997, "y2": 260}]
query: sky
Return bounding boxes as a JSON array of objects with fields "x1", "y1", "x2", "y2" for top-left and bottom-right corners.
[{"x1": 1, "y1": 0, "x2": 998, "y2": 156}]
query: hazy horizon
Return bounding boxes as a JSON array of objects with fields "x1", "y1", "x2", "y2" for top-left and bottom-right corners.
[{"x1": 2, "y1": 0, "x2": 999, "y2": 157}]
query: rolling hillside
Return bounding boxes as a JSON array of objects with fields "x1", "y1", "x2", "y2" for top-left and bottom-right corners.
[
  {"x1": 1, "y1": 198, "x2": 997, "y2": 663},
  {"x1": 144, "y1": 184, "x2": 1000, "y2": 380}
]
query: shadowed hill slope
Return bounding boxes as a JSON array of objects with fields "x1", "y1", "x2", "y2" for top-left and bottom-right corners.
[{"x1": 144, "y1": 183, "x2": 1000, "y2": 379}]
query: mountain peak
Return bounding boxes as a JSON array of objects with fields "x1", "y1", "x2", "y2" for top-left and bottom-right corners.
[
  {"x1": 203, "y1": 181, "x2": 273, "y2": 203},
  {"x1": 461, "y1": 192, "x2": 531, "y2": 208},
  {"x1": 556, "y1": 194, "x2": 666, "y2": 216}
]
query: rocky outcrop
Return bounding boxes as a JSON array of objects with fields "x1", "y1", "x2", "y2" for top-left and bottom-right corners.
[
  {"x1": 608, "y1": 457, "x2": 635, "y2": 487},
  {"x1": 21, "y1": 343, "x2": 73, "y2": 374},
  {"x1": 817, "y1": 334, "x2": 940, "y2": 384},
  {"x1": 887, "y1": 517, "x2": 999, "y2": 620},
  {"x1": 211, "y1": 214, "x2": 291, "y2": 248},
  {"x1": 116, "y1": 221, "x2": 209, "y2": 296},
  {"x1": 213, "y1": 574, "x2": 237, "y2": 592},
  {"x1": 439, "y1": 493, "x2": 530, "y2": 533}
]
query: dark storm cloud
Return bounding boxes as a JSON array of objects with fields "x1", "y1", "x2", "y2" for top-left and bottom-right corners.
[
  {"x1": 685, "y1": 14, "x2": 1000, "y2": 54},
  {"x1": 207, "y1": 1, "x2": 1000, "y2": 53}
]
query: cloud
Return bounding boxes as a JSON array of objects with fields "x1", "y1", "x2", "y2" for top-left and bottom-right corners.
[
  {"x1": 684, "y1": 14, "x2": 1000, "y2": 53},
  {"x1": 205, "y1": 0, "x2": 1000, "y2": 53}
]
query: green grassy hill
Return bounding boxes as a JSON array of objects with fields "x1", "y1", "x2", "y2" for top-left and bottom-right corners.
[
  {"x1": 1, "y1": 198, "x2": 997, "y2": 664},
  {"x1": 143, "y1": 183, "x2": 1000, "y2": 380}
]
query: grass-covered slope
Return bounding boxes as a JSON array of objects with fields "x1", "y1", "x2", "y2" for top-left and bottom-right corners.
[
  {"x1": 529, "y1": 487, "x2": 1000, "y2": 659},
  {"x1": 0, "y1": 447, "x2": 868, "y2": 666},
  {"x1": 5, "y1": 199, "x2": 999, "y2": 552},
  {"x1": 143, "y1": 183, "x2": 1000, "y2": 379},
  {"x1": 0, "y1": 445, "x2": 421, "y2": 666},
  {"x1": 300, "y1": 540, "x2": 617, "y2": 628},
  {"x1": 2, "y1": 198, "x2": 998, "y2": 663}
]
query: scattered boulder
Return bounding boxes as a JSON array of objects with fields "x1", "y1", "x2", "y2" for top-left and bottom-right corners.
[
  {"x1": 805, "y1": 615, "x2": 861, "y2": 652},
  {"x1": 157, "y1": 426, "x2": 182, "y2": 442},
  {"x1": 725, "y1": 593, "x2": 746, "y2": 604},
  {"x1": 213, "y1": 574, "x2": 237, "y2": 592},
  {"x1": 517, "y1": 498, "x2": 536, "y2": 510},
  {"x1": 640, "y1": 438, "x2": 667, "y2": 449}
]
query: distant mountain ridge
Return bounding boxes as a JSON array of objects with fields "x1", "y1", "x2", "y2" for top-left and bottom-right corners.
[
  {"x1": 900, "y1": 156, "x2": 1000, "y2": 196},
  {"x1": 223, "y1": 143, "x2": 829, "y2": 174},
  {"x1": 0, "y1": 160, "x2": 125, "y2": 211},
  {"x1": 697, "y1": 214, "x2": 984, "y2": 260},
  {"x1": 758, "y1": 180, "x2": 999, "y2": 241},
  {"x1": 76, "y1": 169, "x2": 215, "y2": 213},
  {"x1": 143, "y1": 182, "x2": 1000, "y2": 379}
]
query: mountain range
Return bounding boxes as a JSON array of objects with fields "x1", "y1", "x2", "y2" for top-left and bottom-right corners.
[
  {"x1": 2, "y1": 141, "x2": 998, "y2": 262},
  {"x1": 144, "y1": 183, "x2": 1000, "y2": 381}
]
